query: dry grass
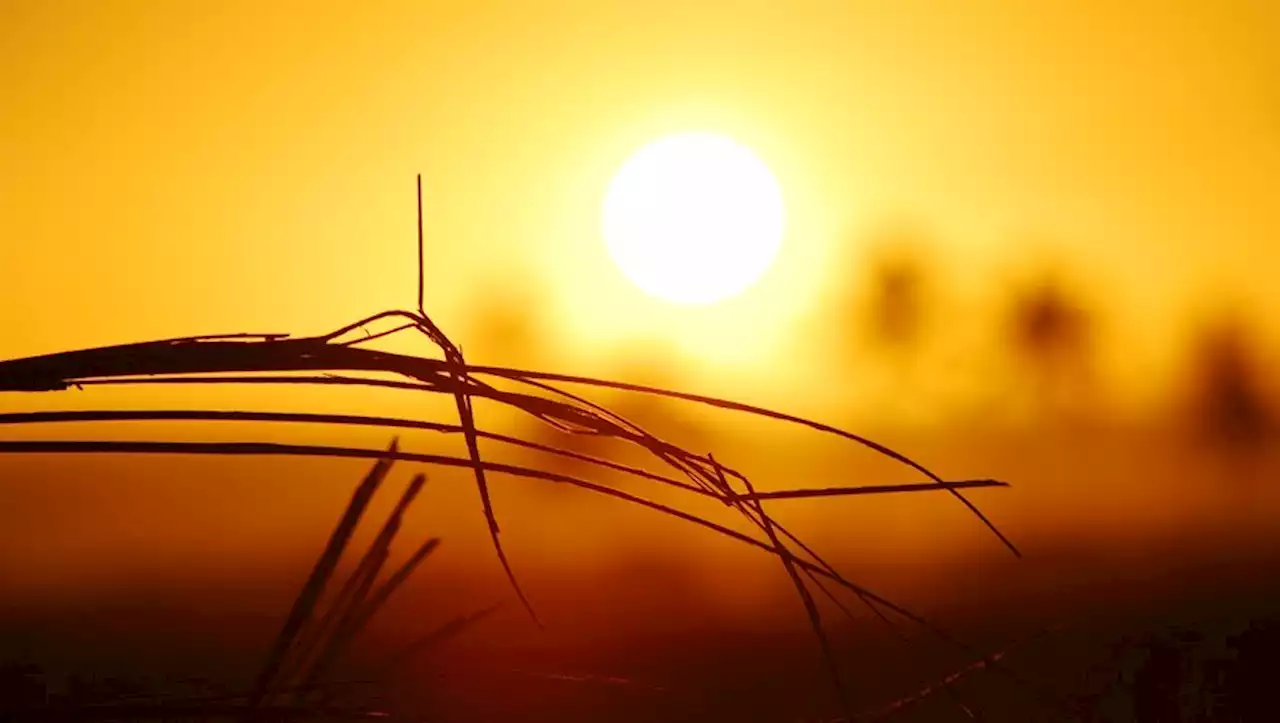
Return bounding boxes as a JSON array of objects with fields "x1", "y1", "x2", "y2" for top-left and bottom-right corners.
[
  {"x1": 0, "y1": 177, "x2": 1030, "y2": 721},
  {"x1": 0, "y1": 448, "x2": 484, "y2": 721}
]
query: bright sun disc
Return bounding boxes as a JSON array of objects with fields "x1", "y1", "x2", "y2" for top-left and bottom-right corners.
[{"x1": 602, "y1": 132, "x2": 786, "y2": 306}]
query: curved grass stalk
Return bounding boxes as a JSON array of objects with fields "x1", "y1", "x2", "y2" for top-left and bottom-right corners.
[
  {"x1": 0, "y1": 174, "x2": 1024, "y2": 716},
  {"x1": 0, "y1": 323, "x2": 1021, "y2": 718}
]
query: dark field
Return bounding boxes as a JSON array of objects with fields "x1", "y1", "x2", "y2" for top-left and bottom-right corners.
[{"x1": 3, "y1": 419, "x2": 1278, "y2": 722}]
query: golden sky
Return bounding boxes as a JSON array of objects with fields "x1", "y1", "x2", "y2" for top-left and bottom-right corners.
[
  {"x1": 3, "y1": 1, "x2": 1280, "y2": 614},
  {"x1": 3, "y1": 0, "x2": 1278, "y2": 414}
]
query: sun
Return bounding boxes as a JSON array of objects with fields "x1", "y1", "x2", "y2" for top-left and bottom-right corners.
[{"x1": 601, "y1": 132, "x2": 786, "y2": 306}]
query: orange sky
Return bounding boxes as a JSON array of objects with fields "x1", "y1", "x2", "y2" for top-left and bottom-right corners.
[
  {"x1": 2, "y1": 1, "x2": 1280, "y2": 604},
  {"x1": 3, "y1": 0, "x2": 1278, "y2": 416}
]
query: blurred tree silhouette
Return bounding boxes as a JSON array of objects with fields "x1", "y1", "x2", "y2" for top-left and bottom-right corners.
[
  {"x1": 1008, "y1": 277, "x2": 1091, "y2": 371},
  {"x1": 1185, "y1": 318, "x2": 1273, "y2": 447},
  {"x1": 1003, "y1": 272, "x2": 1098, "y2": 418},
  {"x1": 868, "y1": 256, "x2": 927, "y2": 352},
  {"x1": 856, "y1": 231, "x2": 936, "y2": 356}
]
